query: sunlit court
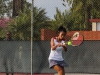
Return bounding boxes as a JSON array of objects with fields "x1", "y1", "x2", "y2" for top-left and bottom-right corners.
[{"x1": 0, "y1": 0, "x2": 100, "y2": 75}]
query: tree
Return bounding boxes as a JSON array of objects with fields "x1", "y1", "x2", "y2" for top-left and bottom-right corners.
[
  {"x1": 7, "y1": 7, "x2": 49, "y2": 40},
  {"x1": 0, "y1": 0, "x2": 13, "y2": 18},
  {"x1": 0, "y1": 0, "x2": 30, "y2": 18},
  {"x1": 51, "y1": 8, "x2": 69, "y2": 30},
  {"x1": 0, "y1": 17, "x2": 12, "y2": 28},
  {"x1": 13, "y1": 0, "x2": 24, "y2": 17},
  {"x1": 62, "y1": 0, "x2": 100, "y2": 30}
]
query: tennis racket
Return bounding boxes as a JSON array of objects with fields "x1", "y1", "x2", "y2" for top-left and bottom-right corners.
[{"x1": 63, "y1": 32, "x2": 84, "y2": 46}]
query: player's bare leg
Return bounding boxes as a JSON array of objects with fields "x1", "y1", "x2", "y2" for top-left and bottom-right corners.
[{"x1": 53, "y1": 65, "x2": 65, "y2": 75}]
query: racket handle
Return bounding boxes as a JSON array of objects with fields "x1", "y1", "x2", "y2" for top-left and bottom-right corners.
[
  {"x1": 62, "y1": 42, "x2": 66, "y2": 45},
  {"x1": 62, "y1": 41, "x2": 72, "y2": 46}
]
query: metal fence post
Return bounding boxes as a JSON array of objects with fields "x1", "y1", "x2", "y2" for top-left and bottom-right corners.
[{"x1": 31, "y1": 0, "x2": 34, "y2": 75}]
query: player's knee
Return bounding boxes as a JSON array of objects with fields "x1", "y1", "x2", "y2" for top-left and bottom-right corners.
[{"x1": 58, "y1": 68, "x2": 64, "y2": 73}]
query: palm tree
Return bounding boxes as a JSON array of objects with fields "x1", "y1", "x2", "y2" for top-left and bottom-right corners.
[
  {"x1": 7, "y1": 7, "x2": 49, "y2": 40},
  {"x1": 13, "y1": 0, "x2": 24, "y2": 17}
]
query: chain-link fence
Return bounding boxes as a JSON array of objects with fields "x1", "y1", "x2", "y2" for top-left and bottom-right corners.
[
  {"x1": 0, "y1": 41, "x2": 100, "y2": 74},
  {"x1": 0, "y1": 0, "x2": 100, "y2": 75}
]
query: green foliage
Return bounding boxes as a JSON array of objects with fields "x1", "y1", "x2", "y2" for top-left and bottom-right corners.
[
  {"x1": 0, "y1": 0, "x2": 50, "y2": 41},
  {"x1": 51, "y1": 7, "x2": 85, "y2": 31},
  {"x1": 51, "y1": 8, "x2": 69, "y2": 30},
  {"x1": 7, "y1": 8, "x2": 31, "y2": 40},
  {"x1": 61, "y1": 0, "x2": 100, "y2": 30},
  {"x1": 33, "y1": 7, "x2": 50, "y2": 40},
  {"x1": 7, "y1": 7, "x2": 50, "y2": 40},
  {"x1": 0, "y1": 0, "x2": 13, "y2": 18}
]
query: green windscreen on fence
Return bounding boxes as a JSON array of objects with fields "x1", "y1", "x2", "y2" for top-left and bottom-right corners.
[{"x1": 0, "y1": 41, "x2": 100, "y2": 74}]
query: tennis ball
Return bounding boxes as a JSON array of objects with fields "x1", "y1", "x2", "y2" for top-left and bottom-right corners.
[{"x1": 67, "y1": 41, "x2": 72, "y2": 45}]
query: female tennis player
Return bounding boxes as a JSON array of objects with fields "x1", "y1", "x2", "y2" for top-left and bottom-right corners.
[{"x1": 48, "y1": 26, "x2": 67, "y2": 75}]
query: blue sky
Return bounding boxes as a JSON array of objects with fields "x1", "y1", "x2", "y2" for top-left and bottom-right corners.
[{"x1": 26, "y1": 0, "x2": 70, "y2": 19}]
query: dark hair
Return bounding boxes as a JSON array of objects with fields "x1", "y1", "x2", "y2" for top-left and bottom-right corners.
[{"x1": 57, "y1": 26, "x2": 67, "y2": 33}]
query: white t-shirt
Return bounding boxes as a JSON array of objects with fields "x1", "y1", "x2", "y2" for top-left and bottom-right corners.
[{"x1": 48, "y1": 37, "x2": 65, "y2": 61}]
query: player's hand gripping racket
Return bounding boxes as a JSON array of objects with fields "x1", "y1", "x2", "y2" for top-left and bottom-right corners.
[{"x1": 63, "y1": 32, "x2": 84, "y2": 46}]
